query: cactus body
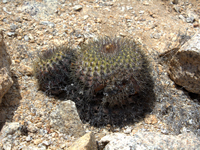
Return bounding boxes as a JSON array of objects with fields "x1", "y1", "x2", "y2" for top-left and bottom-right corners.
[
  {"x1": 34, "y1": 37, "x2": 151, "y2": 108},
  {"x1": 33, "y1": 47, "x2": 75, "y2": 95},
  {"x1": 72, "y1": 37, "x2": 150, "y2": 107}
]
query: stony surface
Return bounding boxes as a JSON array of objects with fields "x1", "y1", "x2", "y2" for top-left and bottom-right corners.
[
  {"x1": 0, "y1": 0, "x2": 199, "y2": 149},
  {"x1": 0, "y1": 31, "x2": 13, "y2": 104},
  {"x1": 68, "y1": 132, "x2": 97, "y2": 150},
  {"x1": 99, "y1": 132, "x2": 200, "y2": 150},
  {"x1": 0, "y1": 67, "x2": 13, "y2": 104},
  {"x1": 169, "y1": 31, "x2": 200, "y2": 94},
  {"x1": 50, "y1": 100, "x2": 85, "y2": 138}
]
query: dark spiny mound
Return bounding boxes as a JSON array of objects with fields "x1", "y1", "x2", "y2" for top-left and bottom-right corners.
[
  {"x1": 33, "y1": 37, "x2": 155, "y2": 127},
  {"x1": 72, "y1": 37, "x2": 155, "y2": 126},
  {"x1": 33, "y1": 46, "x2": 75, "y2": 95},
  {"x1": 72, "y1": 37, "x2": 151, "y2": 107}
]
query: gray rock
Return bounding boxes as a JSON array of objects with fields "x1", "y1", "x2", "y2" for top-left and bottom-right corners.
[
  {"x1": 0, "y1": 68, "x2": 13, "y2": 104},
  {"x1": 2, "y1": 0, "x2": 8, "y2": 4},
  {"x1": 3, "y1": 7, "x2": 12, "y2": 15},
  {"x1": 187, "y1": 10, "x2": 198, "y2": 22},
  {"x1": 0, "y1": 122, "x2": 20, "y2": 139},
  {"x1": 173, "y1": 5, "x2": 180, "y2": 13},
  {"x1": 68, "y1": 132, "x2": 97, "y2": 150},
  {"x1": 151, "y1": 33, "x2": 161, "y2": 39},
  {"x1": 24, "y1": 35, "x2": 29, "y2": 41},
  {"x1": 7, "y1": 32, "x2": 16, "y2": 37},
  {"x1": 179, "y1": 15, "x2": 186, "y2": 22},
  {"x1": 26, "y1": 135, "x2": 32, "y2": 142},
  {"x1": 186, "y1": 16, "x2": 195, "y2": 23},
  {"x1": 40, "y1": 21, "x2": 55, "y2": 28},
  {"x1": 10, "y1": 24, "x2": 18, "y2": 31},
  {"x1": 50, "y1": 100, "x2": 85, "y2": 138},
  {"x1": 99, "y1": 132, "x2": 200, "y2": 150},
  {"x1": 169, "y1": 31, "x2": 200, "y2": 94},
  {"x1": 73, "y1": 5, "x2": 83, "y2": 11},
  {"x1": 0, "y1": 31, "x2": 13, "y2": 104}
]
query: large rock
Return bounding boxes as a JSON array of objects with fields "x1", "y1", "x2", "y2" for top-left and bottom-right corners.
[
  {"x1": 68, "y1": 132, "x2": 97, "y2": 150},
  {"x1": 50, "y1": 100, "x2": 85, "y2": 138},
  {"x1": 0, "y1": 31, "x2": 13, "y2": 104},
  {"x1": 99, "y1": 132, "x2": 200, "y2": 150},
  {"x1": 169, "y1": 31, "x2": 200, "y2": 94},
  {"x1": 0, "y1": 122, "x2": 21, "y2": 140}
]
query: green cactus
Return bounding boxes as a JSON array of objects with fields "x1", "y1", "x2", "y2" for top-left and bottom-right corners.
[
  {"x1": 33, "y1": 46, "x2": 75, "y2": 95},
  {"x1": 72, "y1": 37, "x2": 151, "y2": 107},
  {"x1": 33, "y1": 37, "x2": 152, "y2": 109}
]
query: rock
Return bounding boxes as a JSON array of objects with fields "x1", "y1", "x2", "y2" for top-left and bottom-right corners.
[
  {"x1": 173, "y1": 5, "x2": 180, "y2": 13},
  {"x1": 186, "y1": 16, "x2": 195, "y2": 23},
  {"x1": 2, "y1": 0, "x2": 8, "y2": 4},
  {"x1": 68, "y1": 132, "x2": 97, "y2": 150},
  {"x1": 185, "y1": 10, "x2": 198, "y2": 23},
  {"x1": 73, "y1": 5, "x2": 83, "y2": 11},
  {"x1": 83, "y1": 15, "x2": 89, "y2": 20},
  {"x1": 0, "y1": 122, "x2": 21, "y2": 139},
  {"x1": 0, "y1": 68, "x2": 13, "y2": 104},
  {"x1": 123, "y1": 126, "x2": 132, "y2": 134},
  {"x1": 150, "y1": 33, "x2": 161, "y2": 39},
  {"x1": 3, "y1": 7, "x2": 12, "y2": 15},
  {"x1": 10, "y1": 24, "x2": 18, "y2": 32},
  {"x1": 169, "y1": 31, "x2": 200, "y2": 94},
  {"x1": 7, "y1": 32, "x2": 16, "y2": 37},
  {"x1": 179, "y1": 15, "x2": 186, "y2": 22},
  {"x1": 24, "y1": 35, "x2": 29, "y2": 41},
  {"x1": 50, "y1": 100, "x2": 85, "y2": 138},
  {"x1": 0, "y1": 31, "x2": 13, "y2": 104},
  {"x1": 172, "y1": 0, "x2": 178, "y2": 4},
  {"x1": 99, "y1": 132, "x2": 200, "y2": 150},
  {"x1": 144, "y1": 114, "x2": 158, "y2": 124},
  {"x1": 40, "y1": 21, "x2": 55, "y2": 28}
]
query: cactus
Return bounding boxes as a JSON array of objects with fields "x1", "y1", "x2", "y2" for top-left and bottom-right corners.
[
  {"x1": 33, "y1": 46, "x2": 75, "y2": 95},
  {"x1": 33, "y1": 37, "x2": 154, "y2": 126},
  {"x1": 72, "y1": 37, "x2": 151, "y2": 107},
  {"x1": 34, "y1": 37, "x2": 152, "y2": 108}
]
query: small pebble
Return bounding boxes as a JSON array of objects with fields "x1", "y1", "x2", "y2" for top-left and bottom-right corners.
[
  {"x1": 73, "y1": 5, "x2": 83, "y2": 11},
  {"x1": 10, "y1": 24, "x2": 18, "y2": 31},
  {"x1": 40, "y1": 21, "x2": 55, "y2": 28},
  {"x1": 24, "y1": 35, "x2": 29, "y2": 41},
  {"x1": 186, "y1": 17, "x2": 195, "y2": 23},
  {"x1": 83, "y1": 15, "x2": 89, "y2": 20},
  {"x1": 139, "y1": 10, "x2": 145, "y2": 14},
  {"x1": 7, "y1": 32, "x2": 15, "y2": 37},
  {"x1": 3, "y1": 7, "x2": 12, "y2": 15},
  {"x1": 42, "y1": 140, "x2": 51, "y2": 146},
  {"x1": 26, "y1": 135, "x2": 32, "y2": 142},
  {"x1": 3, "y1": 0, "x2": 8, "y2": 4}
]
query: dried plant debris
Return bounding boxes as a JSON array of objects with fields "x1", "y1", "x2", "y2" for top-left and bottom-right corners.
[{"x1": 33, "y1": 37, "x2": 155, "y2": 126}]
